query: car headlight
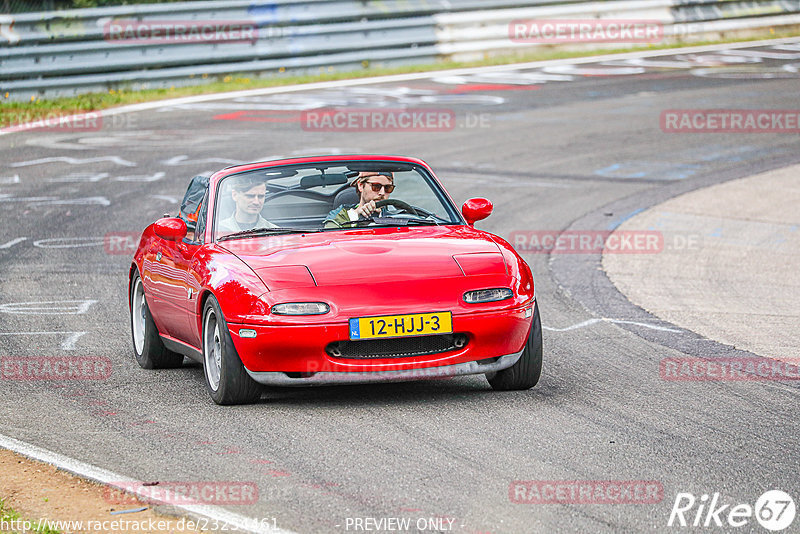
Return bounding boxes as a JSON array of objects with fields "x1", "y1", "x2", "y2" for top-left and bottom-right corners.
[
  {"x1": 463, "y1": 288, "x2": 513, "y2": 304},
  {"x1": 271, "y1": 302, "x2": 330, "y2": 315}
]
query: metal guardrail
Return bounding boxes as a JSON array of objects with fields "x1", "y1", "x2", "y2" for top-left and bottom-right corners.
[
  {"x1": 1, "y1": 0, "x2": 800, "y2": 100},
  {"x1": 672, "y1": 0, "x2": 800, "y2": 22},
  {"x1": 435, "y1": 0, "x2": 800, "y2": 59},
  {"x1": 0, "y1": 0, "x2": 450, "y2": 98}
]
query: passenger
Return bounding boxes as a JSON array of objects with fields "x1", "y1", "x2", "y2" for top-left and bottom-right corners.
[{"x1": 217, "y1": 177, "x2": 278, "y2": 234}]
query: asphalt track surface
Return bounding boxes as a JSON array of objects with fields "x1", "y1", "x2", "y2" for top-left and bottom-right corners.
[{"x1": 1, "y1": 40, "x2": 800, "y2": 533}]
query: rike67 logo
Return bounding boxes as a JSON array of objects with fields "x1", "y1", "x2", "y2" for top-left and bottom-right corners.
[{"x1": 668, "y1": 490, "x2": 795, "y2": 531}]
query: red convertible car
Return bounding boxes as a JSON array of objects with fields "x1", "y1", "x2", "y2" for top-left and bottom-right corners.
[{"x1": 129, "y1": 155, "x2": 541, "y2": 404}]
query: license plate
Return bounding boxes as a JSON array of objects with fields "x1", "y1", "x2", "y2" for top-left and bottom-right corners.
[{"x1": 349, "y1": 312, "x2": 453, "y2": 340}]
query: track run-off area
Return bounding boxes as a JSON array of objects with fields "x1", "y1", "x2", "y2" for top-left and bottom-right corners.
[{"x1": 1, "y1": 39, "x2": 800, "y2": 533}]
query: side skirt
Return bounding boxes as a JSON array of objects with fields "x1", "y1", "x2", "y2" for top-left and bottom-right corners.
[{"x1": 160, "y1": 335, "x2": 203, "y2": 364}]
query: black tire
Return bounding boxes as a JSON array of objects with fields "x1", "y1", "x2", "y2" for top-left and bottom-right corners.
[
  {"x1": 487, "y1": 301, "x2": 543, "y2": 391},
  {"x1": 130, "y1": 270, "x2": 184, "y2": 369},
  {"x1": 202, "y1": 296, "x2": 262, "y2": 405}
]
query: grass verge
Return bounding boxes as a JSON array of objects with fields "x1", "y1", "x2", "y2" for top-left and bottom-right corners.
[
  {"x1": 2, "y1": 29, "x2": 799, "y2": 129},
  {"x1": 0, "y1": 497, "x2": 61, "y2": 534}
]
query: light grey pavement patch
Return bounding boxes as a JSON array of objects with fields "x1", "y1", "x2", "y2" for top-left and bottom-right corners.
[
  {"x1": 151, "y1": 194, "x2": 179, "y2": 203},
  {"x1": 603, "y1": 164, "x2": 800, "y2": 363},
  {"x1": 544, "y1": 318, "x2": 682, "y2": 333},
  {"x1": 0, "y1": 331, "x2": 87, "y2": 350},
  {"x1": 114, "y1": 172, "x2": 165, "y2": 182},
  {"x1": 163, "y1": 155, "x2": 242, "y2": 166},
  {"x1": 33, "y1": 237, "x2": 106, "y2": 249},
  {"x1": 30, "y1": 197, "x2": 111, "y2": 207},
  {"x1": 0, "y1": 195, "x2": 58, "y2": 202},
  {"x1": 48, "y1": 172, "x2": 109, "y2": 182},
  {"x1": 0, "y1": 237, "x2": 27, "y2": 249},
  {"x1": 10, "y1": 156, "x2": 136, "y2": 167},
  {"x1": 0, "y1": 300, "x2": 97, "y2": 315},
  {"x1": 0, "y1": 434, "x2": 293, "y2": 534}
]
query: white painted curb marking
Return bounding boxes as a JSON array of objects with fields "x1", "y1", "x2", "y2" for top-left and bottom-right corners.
[{"x1": 0, "y1": 434, "x2": 297, "y2": 534}]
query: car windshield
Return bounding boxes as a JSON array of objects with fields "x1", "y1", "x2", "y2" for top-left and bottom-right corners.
[{"x1": 213, "y1": 161, "x2": 462, "y2": 239}]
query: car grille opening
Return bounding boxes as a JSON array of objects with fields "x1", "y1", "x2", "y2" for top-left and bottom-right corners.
[{"x1": 326, "y1": 333, "x2": 469, "y2": 359}]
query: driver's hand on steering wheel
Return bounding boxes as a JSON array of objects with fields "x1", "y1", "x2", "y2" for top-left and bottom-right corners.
[{"x1": 355, "y1": 200, "x2": 378, "y2": 218}]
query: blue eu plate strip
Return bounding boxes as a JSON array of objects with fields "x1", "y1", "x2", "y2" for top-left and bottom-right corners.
[{"x1": 349, "y1": 318, "x2": 360, "y2": 340}]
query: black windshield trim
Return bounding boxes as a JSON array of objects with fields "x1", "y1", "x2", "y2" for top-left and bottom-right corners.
[{"x1": 218, "y1": 227, "x2": 321, "y2": 241}]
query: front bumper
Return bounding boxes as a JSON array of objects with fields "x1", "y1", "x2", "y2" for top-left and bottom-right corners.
[
  {"x1": 229, "y1": 303, "x2": 534, "y2": 373},
  {"x1": 245, "y1": 348, "x2": 523, "y2": 386}
]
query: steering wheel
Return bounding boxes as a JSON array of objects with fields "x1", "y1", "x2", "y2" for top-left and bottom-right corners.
[{"x1": 374, "y1": 199, "x2": 420, "y2": 217}]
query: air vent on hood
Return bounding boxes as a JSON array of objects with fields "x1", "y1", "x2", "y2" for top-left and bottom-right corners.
[{"x1": 453, "y1": 253, "x2": 507, "y2": 276}]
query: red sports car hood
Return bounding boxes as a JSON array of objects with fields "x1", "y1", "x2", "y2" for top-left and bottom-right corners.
[{"x1": 219, "y1": 226, "x2": 507, "y2": 289}]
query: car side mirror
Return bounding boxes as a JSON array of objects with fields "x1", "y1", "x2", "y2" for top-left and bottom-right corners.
[
  {"x1": 462, "y1": 198, "x2": 493, "y2": 226},
  {"x1": 154, "y1": 217, "x2": 188, "y2": 241}
]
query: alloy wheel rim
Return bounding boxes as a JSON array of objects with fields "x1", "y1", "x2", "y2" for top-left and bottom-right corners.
[
  {"x1": 132, "y1": 279, "x2": 146, "y2": 354},
  {"x1": 204, "y1": 308, "x2": 221, "y2": 391}
]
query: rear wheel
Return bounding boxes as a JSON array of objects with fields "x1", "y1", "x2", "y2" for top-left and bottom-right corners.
[
  {"x1": 130, "y1": 270, "x2": 184, "y2": 369},
  {"x1": 487, "y1": 301, "x2": 542, "y2": 390},
  {"x1": 202, "y1": 296, "x2": 262, "y2": 405}
]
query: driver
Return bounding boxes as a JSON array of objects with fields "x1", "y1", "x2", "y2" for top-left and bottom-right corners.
[
  {"x1": 217, "y1": 176, "x2": 278, "y2": 234},
  {"x1": 324, "y1": 171, "x2": 394, "y2": 229}
]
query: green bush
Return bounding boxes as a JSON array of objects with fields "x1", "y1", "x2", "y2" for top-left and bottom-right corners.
[
  {"x1": 70, "y1": 0, "x2": 208, "y2": 6},
  {"x1": 3, "y1": 0, "x2": 209, "y2": 13}
]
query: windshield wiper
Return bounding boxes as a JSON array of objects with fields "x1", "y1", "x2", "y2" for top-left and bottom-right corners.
[
  {"x1": 218, "y1": 227, "x2": 321, "y2": 241},
  {"x1": 335, "y1": 216, "x2": 441, "y2": 228},
  {"x1": 404, "y1": 218, "x2": 441, "y2": 226}
]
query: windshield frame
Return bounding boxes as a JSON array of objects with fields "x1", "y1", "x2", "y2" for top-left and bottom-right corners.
[{"x1": 209, "y1": 159, "x2": 465, "y2": 242}]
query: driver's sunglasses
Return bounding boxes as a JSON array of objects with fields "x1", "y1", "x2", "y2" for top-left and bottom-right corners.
[{"x1": 366, "y1": 181, "x2": 395, "y2": 193}]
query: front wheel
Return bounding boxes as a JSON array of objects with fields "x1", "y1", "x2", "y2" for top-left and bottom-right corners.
[
  {"x1": 487, "y1": 301, "x2": 542, "y2": 391},
  {"x1": 130, "y1": 270, "x2": 184, "y2": 369},
  {"x1": 202, "y1": 296, "x2": 262, "y2": 405}
]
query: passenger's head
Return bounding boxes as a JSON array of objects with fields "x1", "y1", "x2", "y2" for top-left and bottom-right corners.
[{"x1": 230, "y1": 177, "x2": 267, "y2": 221}]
